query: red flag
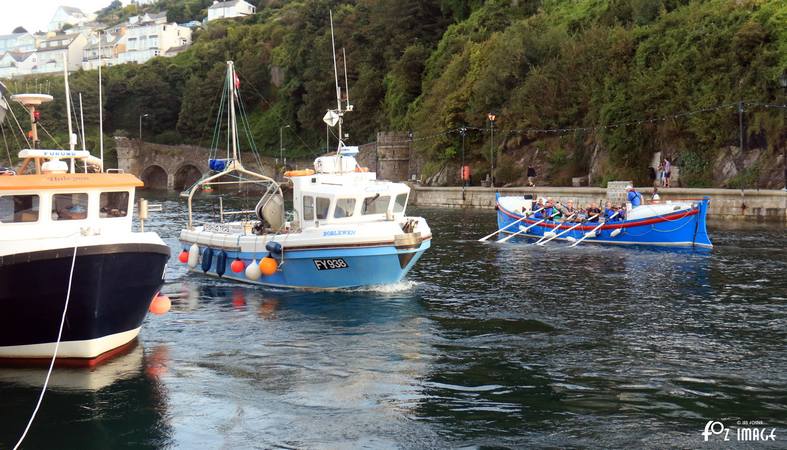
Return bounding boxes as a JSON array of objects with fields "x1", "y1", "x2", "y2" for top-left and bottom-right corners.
[{"x1": 233, "y1": 72, "x2": 240, "y2": 89}]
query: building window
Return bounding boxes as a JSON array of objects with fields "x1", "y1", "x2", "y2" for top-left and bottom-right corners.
[
  {"x1": 100, "y1": 191, "x2": 129, "y2": 218},
  {"x1": 52, "y1": 193, "x2": 88, "y2": 220},
  {"x1": 0, "y1": 194, "x2": 39, "y2": 223}
]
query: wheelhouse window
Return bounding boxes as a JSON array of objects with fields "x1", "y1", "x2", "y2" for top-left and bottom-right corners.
[
  {"x1": 362, "y1": 195, "x2": 390, "y2": 215},
  {"x1": 394, "y1": 193, "x2": 407, "y2": 213},
  {"x1": 0, "y1": 194, "x2": 39, "y2": 223},
  {"x1": 334, "y1": 198, "x2": 356, "y2": 218},
  {"x1": 303, "y1": 196, "x2": 314, "y2": 221},
  {"x1": 316, "y1": 197, "x2": 330, "y2": 220},
  {"x1": 100, "y1": 191, "x2": 129, "y2": 218},
  {"x1": 52, "y1": 193, "x2": 88, "y2": 221}
]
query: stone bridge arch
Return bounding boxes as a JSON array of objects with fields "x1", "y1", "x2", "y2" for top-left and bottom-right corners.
[
  {"x1": 174, "y1": 163, "x2": 203, "y2": 190},
  {"x1": 115, "y1": 137, "x2": 210, "y2": 190},
  {"x1": 115, "y1": 137, "x2": 283, "y2": 190},
  {"x1": 140, "y1": 165, "x2": 168, "y2": 190}
]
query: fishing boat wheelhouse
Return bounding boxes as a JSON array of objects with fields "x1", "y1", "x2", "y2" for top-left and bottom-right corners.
[{"x1": 0, "y1": 72, "x2": 168, "y2": 365}]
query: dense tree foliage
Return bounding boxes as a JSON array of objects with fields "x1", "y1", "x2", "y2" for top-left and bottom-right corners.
[{"x1": 4, "y1": 0, "x2": 785, "y2": 186}]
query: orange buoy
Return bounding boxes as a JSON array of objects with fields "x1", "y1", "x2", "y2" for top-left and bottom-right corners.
[
  {"x1": 230, "y1": 258, "x2": 245, "y2": 273},
  {"x1": 260, "y1": 256, "x2": 278, "y2": 276},
  {"x1": 283, "y1": 169, "x2": 315, "y2": 177},
  {"x1": 149, "y1": 294, "x2": 171, "y2": 315},
  {"x1": 178, "y1": 250, "x2": 189, "y2": 263}
]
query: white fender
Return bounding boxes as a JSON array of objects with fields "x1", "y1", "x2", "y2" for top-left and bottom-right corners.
[
  {"x1": 187, "y1": 243, "x2": 200, "y2": 268},
  {"x1": 245, "y1": 259, "x2": 262, "y2": 280}
]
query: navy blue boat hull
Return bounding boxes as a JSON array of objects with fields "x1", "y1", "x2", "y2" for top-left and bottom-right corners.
[{"x1": 0, "y1": 243, "x2": 169, "y2": 361}]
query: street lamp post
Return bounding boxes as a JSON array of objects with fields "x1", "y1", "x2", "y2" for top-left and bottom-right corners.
[
  {"x1": 279, "y1": 124, "x2": 290, "y2": 167},
  {"x1": 487, "y1": 112, "x2": 497, "y2": 187},
  {"x1": 460, "y1": 127, "x2": 467, "y2": 195},
  {"x1": 780, "y1": 72, "x2": 787, "y2": 190},
  {"x1": 139, "y1": 113, "x2": 149, "y2": 143}
]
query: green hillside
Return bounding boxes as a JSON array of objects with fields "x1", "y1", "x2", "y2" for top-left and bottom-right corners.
[{"x1": 3, "y1": 0, "x2": 785, "y2": 187}]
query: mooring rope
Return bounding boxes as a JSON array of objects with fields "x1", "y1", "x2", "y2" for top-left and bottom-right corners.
[{"x1": 13, "y1": 240, "x2": 79, "y2": 450}]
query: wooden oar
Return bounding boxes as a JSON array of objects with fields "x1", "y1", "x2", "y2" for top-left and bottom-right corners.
[
  {"x1": 499, "y1": 211, "x2": 559, "y2": 243},
  {"x1": 537, "y1": 214, "x2": 598, "y2": 246},
  {"x1": 570, "y1": 212, "x2": 617, "y2": 247},
  {"x1": 478, "y1": 207, "x2": 544, "y2": 242},
  {"x1": 532, "y1": 212, "x2": 575, "y2": 244}
]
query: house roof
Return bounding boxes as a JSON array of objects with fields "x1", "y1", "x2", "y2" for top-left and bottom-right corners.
[
  {"x1": 7, "y1": 51, "x2": 34, "y2": 62},
  {"x1": 0, "y1": 32, "x2": 31, "y2": 41},
  {"x1": 164, "y1": 44, "x2": 189, "y2": 55},
  {"x1": 209, "y1": 1, "x2": 247, "y2": 9},
  {"x1": 59, "y1": 6, "x2": 87, "y2": 17},
  {"x1": 84, "y1": 34, "x2": 121, "y2": 50},
  {"x1": 146, "y1": 11, "x2": 168, "y2": 21},
  {"x1": 37, "y1": 34, "x2": 78, "y2": 52}
]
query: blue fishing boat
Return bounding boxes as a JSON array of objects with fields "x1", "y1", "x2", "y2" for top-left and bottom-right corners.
[
  {"x1": 178, "y1": 55, "x2": 430, "y2": 290},
  {"x1": 493, "y1": 194, "x2": 712, "y2": 248}
]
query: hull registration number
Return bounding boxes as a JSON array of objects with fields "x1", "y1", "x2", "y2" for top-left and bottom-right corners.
[{"x1": 313, "y1": 258, "x2": 349, "y2": 270}]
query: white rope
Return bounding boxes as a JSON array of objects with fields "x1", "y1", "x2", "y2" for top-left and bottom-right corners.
[{"x1": 13, "y1": 242, "x2": 79, "y2": 450}]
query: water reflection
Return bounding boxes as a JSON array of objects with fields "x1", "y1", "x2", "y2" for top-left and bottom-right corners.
[
  {"x1": 3, "y1": 197, "x2": 782, "y2": 448},
  {"x1": 0, "y1": 343, "x2": 172, "y2": 449}
]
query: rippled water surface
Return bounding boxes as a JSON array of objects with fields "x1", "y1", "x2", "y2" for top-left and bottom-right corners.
[{"x1": 1, "y1": 195, "x2": 786, "y2": 448}]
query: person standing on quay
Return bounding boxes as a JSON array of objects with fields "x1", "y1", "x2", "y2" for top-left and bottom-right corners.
[{"x1": 663, "y1": 158, "x2": 672, "y2": 188}]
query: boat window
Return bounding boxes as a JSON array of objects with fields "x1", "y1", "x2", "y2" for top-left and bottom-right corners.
[
  {"x1": 0, "y1": 194, "x2": 39, "y2": 223},
  {"x1": 334, "y1": 198, "x2": 356, "y2": 218},
  {"x1": 100, "y1": 192, "x2": 129, "y2": 218},
  {"x1": 316, "y1": 197, "x2": 330, "y2": 220},
  {"x1": 52, "y1": 193, "x2": 89, "y2": 221},
  {"x1": 303, "y1": 196, "x2": 314, "y2": 221},
  {"x1": 393, "y1": 193, "x2": 407, "y2": 213},
  {"x1": 362, "y1": 195, "x2": 390, "y2": 215}
]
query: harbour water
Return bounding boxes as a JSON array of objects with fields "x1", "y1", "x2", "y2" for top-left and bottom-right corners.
[{"x1": 1, "y1": 195, "x2": 785, "y2": 448}]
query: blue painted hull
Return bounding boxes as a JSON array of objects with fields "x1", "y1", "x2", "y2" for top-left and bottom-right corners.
[
  {"x1": 183, "y1": 239, "x2": 431, "y2": 289},
  {"x1": 496, "y1": 196, "x2": 712, "y2": 248}
]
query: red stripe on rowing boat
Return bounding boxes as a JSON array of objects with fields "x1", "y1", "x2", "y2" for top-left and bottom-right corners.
[{"x1": 497, "y1": 203, "x2": 698, "y2": 231}]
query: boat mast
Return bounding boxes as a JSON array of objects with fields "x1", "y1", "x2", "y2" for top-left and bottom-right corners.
[
  {"x1": 63, "y1": 50, "x2": 75, "y2": 173},
  {"x1": 98, "y1": 30, "x2": 104, "y2": 169},
  {"x1": 329, "y1": 11, "x2": 342, "y2": 146},
  {"x1": 228, "y1": 61, "x2": 240, "y2": 165},
  {"x1": 342, "y1": 48, "x2": 350, "y2": 111},
  {"x1": 78, "y1": 93, "x2": 86, "y2": 151}
]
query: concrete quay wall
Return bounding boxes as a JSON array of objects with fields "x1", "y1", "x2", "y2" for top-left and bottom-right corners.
[{"x1": 410, "y1": 186, "x2": 787, "y2": 223}]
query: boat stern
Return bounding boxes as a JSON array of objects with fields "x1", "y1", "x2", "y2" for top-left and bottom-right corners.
[{"x1": 692, "y1": 196, "x2": 713, "y2": 248}]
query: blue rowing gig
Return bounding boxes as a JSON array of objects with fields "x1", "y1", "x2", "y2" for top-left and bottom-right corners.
[{"x1": 495, "y1": 194, "x2": 712, "y2": 248}]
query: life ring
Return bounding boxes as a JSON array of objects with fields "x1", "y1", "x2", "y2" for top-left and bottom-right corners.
[{"x1": 283, "y1": 169, "x2": 315, "y2": 177}]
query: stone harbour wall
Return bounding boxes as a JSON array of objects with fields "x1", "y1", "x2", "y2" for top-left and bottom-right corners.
[{"x1": 410, "y1": 186, "x2": 787, "y2": 223}]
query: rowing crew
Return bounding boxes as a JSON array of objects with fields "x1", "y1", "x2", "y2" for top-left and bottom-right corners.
[{"x1": 526, "y1": 198, "x2": 627, "y2": 223}]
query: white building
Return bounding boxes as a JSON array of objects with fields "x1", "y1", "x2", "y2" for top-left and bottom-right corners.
[
  {"x1": 118, "y1": 13, "x2": 191, "y2": 64},
  {"x1": 0, "y1": 52, "x2": 38, "y2": 79},
  {"x1": 33, "y1": 33, "x2": 87, "y2": 74},
  {"x1": 207, "y1": 0, "x2": 256, "y2": 22},
  {"x1": 82, "y1": 30, "x2": 125, "y2": 71},
  {"x1": 0, "y1": 32, "x2": 36, "y2": 53},
  {"x1": 48, "y1": 6, "x2": 95, "y2": 32}
]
